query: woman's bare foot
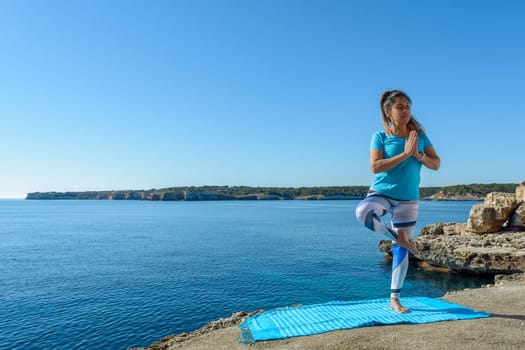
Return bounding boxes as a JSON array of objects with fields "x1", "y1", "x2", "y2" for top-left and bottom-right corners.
[
  {"x1": 396, "y1": 230, "x2": 421, "y2": 258},
  {"x1": 390, "y1": 297, "x2": 409, "y2": 314}
]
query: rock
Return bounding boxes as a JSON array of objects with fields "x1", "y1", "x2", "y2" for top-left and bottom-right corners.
[
  {"x1": 424, "y1": 190, "x2": 484, "y2": 201},
  {"x1": 378, "y1": 240, "x2": 393, "y2": 257},
  {"x1": 110, "y1": 191, "x2": 127, "y2": 200},
  {"x1": 160, "y1": 191, "x2": 185, "y2": 201},
  {"x1": 129, "y1": 310, "x2": 263, "y2": 350},
  {"x1": 484, "y1": 192, "x2": 517, "y2": 221},
  {"x1": 237, "y1": 195, "x2": 259, "y2": 200},
  {"x1": 419, "y1": 222, "x2": 465, "y2": 236},
  {"x1": 414, "y1": 232, "x2": 525, "y2": 274},
  {"x1": 510, "y1": 203, "x2": 525, "y2": 228},
  {"x1": 257, "y1": 194, "x2": 282, "y2": 200},
  {"x1": 145, "y1": 193, "x2": 161, "y2": 201},
  {"x1": 466, "y1": 192, "x2": 517, "y2": 233},
  {"x1": 516, "y1": 181, "x2": 525, "y2": 201},
  {"x1": 466, "y1": 204, "x2": 499, "y2": 233},
  {"x1": 125, "y1": 191, "x2": 145, "y2": 200},
  {"x1": 494, "y1": 272, "x2": 525, "y2": 286},
  {"x1": 305, "y1": 195, "x2": 323, "y2": 200},
  {"x1": 185, "y1": 192, "x2": 236, "y2": 201}
]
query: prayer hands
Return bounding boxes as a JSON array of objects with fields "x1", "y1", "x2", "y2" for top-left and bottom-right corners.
[{"x1": 404, "y1": 130, "x2": 419, "y2": 158}]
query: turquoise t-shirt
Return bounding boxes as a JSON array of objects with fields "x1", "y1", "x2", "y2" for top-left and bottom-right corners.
[{"x1": 370, "y1": 131, "x2": 432, "y2": 200}]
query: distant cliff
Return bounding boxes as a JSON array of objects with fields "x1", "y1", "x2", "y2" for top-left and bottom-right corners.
[
  {"x1": 25, "y1": 186, "x2": 367, "y2": 201},
  {"x1": 26, "y1": 183, "x2": 518, "y2": 201},
  {"x1": 422, "y1": 183, "x2": 519, "y2": 201}
]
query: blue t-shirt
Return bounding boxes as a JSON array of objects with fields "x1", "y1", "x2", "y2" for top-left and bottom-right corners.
[{"x1": 369, "y1": 131, "x2": 432, "y2": 200}]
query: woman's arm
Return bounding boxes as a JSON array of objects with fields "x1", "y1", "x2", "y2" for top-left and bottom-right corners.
[
  {"x1": 370, "y1": 130, "x2": 418, "y2": 173},
  {"x1": 416, "y1": 146, "x2": 440, "y2": 170},
  {"x1": 370, "y1": 149, "x2": 410, "y2": 173}
]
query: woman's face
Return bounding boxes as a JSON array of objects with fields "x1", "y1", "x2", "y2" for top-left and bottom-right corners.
[{"x1": 387, "y1": 96, "x2": 411, "y2": 127}]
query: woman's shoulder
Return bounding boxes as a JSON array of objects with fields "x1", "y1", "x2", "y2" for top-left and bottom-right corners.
[
  {"x1": 371, "y1": 130, "x2": 390, "y2": 141},
  {"x1": 372, "y1": 130, "x2": 387, "y2": 137},
  {"x1": 370, "y1": 130, "x2": 389, "y2": 148},
  {"x1": 418, "y1": 131, "x2": 432, "y2": 143}
]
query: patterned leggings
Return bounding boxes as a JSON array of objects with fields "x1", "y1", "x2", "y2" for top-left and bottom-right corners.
[{"x1": 355, "y1": 192, "x2": 419, "y2": 298}]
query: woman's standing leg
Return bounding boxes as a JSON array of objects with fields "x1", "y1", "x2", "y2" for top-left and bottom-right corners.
[{"x1": 389, "y1": 200, "x2": 419, "y2": 313}]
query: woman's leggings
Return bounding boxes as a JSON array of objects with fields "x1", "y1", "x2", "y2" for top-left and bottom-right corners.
[{"x1": 355, "y1": 193, "x2": 419, "y2": 299}]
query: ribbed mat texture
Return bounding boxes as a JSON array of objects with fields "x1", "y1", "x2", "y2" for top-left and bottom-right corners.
[{"x1": 239, "y1": 297, "x2": 491, "y2": 344}]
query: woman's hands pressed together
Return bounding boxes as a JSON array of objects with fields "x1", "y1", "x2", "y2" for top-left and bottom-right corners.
[{"x1": 404, "y1": 130, "x2": 419, "y2": 158}]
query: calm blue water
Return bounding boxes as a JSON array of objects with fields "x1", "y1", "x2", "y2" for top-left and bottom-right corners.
[{"x1": 0, "y1": 199, "x2": 491, "y2": 350}]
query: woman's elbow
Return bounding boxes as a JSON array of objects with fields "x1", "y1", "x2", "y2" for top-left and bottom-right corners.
[
  {"x1": 370, "y1": 163, "x2": 381, "y2": 174},
  {"x1": 430, "y1": 158, "x2": 441, "y2": 171}
]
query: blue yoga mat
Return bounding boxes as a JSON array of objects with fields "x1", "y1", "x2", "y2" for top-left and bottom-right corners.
[{"x1": 239, "y1": 297, "x2": 491, "y2": 344}]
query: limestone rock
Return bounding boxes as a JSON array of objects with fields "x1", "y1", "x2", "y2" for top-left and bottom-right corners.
[
  {"x1": 516, "y1": 181, "x2": 525, "y2": 201},
  {"x1": 483, "y1": 192, "x2": 517, "y2": 220},
  {"x1": 378, "y1": 240, "x2": 393, "y2": 257},
  {"x1": 109, "y1": 191, "x2": 127, "y2": 200},
  {"x1": 414, "y1": 231, "x2": 525, "y2": 274},
  {"x1": 510, "y1": 203, "x2": 525, "y2": 228},
  {"x1": 160, "y1": 191, "x2": 185, "y2": 201},
  {"x1": 258, "y1": 194, "x2": 282, "y2": 200},
  {"x1": 237, "y1": 195, "x2": 259, "y2": 200},
  {"x1": 185, "y1": 192, "x2": 236, "y2": 201},
  {"x1": 494, "y1": 272, "x2": 525, "y2": 286},
  {"x1": 420, "y1": 222, "x2": 465, "y2": 236},
  {"x1": 466, "y1": 204, "x2": 499, "y2": 233},
  {"x1": 466, "y1": 192, "x2": 517, "y2": 233}
]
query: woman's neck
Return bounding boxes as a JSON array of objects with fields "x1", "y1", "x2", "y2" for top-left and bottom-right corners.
[{"x1": 389, "y1": 125, "x2": 410, "y2": 138}]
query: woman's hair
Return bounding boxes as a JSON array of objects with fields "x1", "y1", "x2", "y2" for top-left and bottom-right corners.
[{"x1": 380, "y1": 90, "x2": 425, "y2": 134}]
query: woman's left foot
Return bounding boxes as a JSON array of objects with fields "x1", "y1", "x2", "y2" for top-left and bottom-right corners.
[
  {"x1": 390, "y1": 297, "x2": 409, "y2": 314},
  {"x1": 396, "y1": 231, "x2": 421, "y2": 258}
]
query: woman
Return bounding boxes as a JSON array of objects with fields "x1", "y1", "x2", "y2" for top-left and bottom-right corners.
[{"x1": 355, "y1": 90, "x2": 440, "y2": 313}]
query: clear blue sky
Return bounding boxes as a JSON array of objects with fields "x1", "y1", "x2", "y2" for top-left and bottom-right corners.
[{"x1": 1, "y1": 0, "x2": 524, "y2": 198}]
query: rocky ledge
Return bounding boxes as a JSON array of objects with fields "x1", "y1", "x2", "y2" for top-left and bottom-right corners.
[{"x1": 380, "y1": 180, "x2": 525, "y2": 274}]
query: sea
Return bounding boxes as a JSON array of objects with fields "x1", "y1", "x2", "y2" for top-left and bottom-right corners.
[{"x1": 0, "y1": 199, "x2": 492, "y2": 350}]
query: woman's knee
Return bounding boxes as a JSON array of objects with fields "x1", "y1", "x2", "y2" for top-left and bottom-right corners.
[
  {"x1": 356, "y1": 203, "x2": 379, "y2": 224},
  {"x1": 355, "y1": 202, "x2": 368, "y2": 222},
  {"x1": 356, "y1": 199, "x2": 385, "y2": 222}
]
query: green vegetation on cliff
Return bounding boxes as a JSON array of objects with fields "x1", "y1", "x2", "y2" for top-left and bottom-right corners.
[
  {"x1": 26, "y1": 183, "x2": 518, "y2": 201},
  {"x1": 421, "y1": 183, "x2": 517, "y2": 198}
]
